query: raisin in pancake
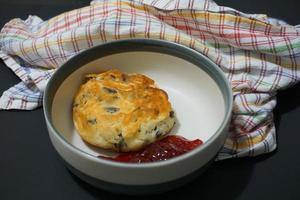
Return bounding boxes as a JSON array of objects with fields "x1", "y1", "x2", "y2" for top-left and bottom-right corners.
[{"x1": 73, "y1": 69, "x2": 175, "y2": 152}]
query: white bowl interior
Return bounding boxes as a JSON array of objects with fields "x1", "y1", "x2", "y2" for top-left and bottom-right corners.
[{"x1": 52, "y1": 52, "x2": 225, "y2": 157}]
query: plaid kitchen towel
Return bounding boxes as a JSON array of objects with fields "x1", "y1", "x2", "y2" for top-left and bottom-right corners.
[{"x1": 0, "y1": 0, "x2": 299, "y2": 160}]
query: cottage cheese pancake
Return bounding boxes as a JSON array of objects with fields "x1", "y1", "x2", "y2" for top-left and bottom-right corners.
[{"x1": 73, "y1": 69, "x2": 175, "y2": 152}]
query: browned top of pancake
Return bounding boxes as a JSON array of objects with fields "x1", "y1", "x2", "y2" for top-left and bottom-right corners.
[{"x1": 73, "y1": 69, "x2": 173, "y2": 150}]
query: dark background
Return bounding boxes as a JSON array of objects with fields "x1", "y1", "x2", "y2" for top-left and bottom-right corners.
[{"x1": 0, "y1": 0, "x2": 300, "y2": 199}]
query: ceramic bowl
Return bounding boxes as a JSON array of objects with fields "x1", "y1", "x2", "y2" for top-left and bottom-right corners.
[{"x1": 43, "y1": 39, "x2": 232, "y2": 195}]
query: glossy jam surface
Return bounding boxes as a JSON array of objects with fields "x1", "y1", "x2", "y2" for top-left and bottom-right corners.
[{"x1": 99, "y1": 135, "x2": 203, "y2": 163}]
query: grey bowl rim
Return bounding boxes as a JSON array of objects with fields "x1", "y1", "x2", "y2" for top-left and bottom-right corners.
[{"x1": 43, "y1": 38, "x2": 233, "y2": 169}]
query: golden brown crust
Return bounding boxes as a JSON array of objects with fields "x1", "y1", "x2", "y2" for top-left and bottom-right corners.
[{"x1": 73, "y1": 69, "x2": 175, "y2": 152}]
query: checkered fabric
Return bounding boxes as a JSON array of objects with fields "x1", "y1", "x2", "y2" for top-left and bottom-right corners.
[{"x1": 0, "y1": 0, "x2": 299, "y2": 160}]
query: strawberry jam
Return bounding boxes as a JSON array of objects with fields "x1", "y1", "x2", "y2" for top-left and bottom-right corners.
[{"x1": 99, "y1": 135, "x2": 203, "y2": 163}]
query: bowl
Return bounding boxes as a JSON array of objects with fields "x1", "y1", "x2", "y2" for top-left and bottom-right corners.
[{"x1": 43, "y1": 39, "x2": 232, "y2": 195}]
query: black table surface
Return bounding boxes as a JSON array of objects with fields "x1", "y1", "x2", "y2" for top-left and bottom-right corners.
[{"x1": 1, "y1": 0, "x2": 300, "y2": 199}]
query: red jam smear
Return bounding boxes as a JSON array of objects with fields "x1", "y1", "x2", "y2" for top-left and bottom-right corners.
[{"x1": 99, "y1": 135, "x2": 203, "y2": 163}]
